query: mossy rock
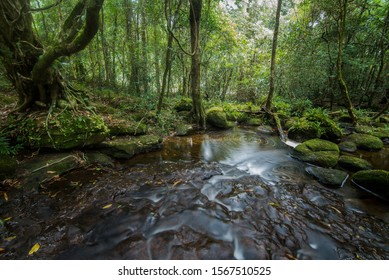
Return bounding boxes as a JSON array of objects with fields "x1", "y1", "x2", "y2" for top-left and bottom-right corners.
[
  {"x1": 352, "y1": 170, "x2": 389, "y2": 201},
  {"x1": 18, "y1": 110, "x2": 109, "y2": 150},
  {"x1": 338, "y1": 141, "x2": 357, "y2": 153},
  {"x1": 345, "y1": 133, "x2": 384, "y2": 151},
  {"x1": 355, "y1": 125, "x2": 389, "y2": 140},
  {"x1": 107, "y1": 119, "x2": 147, "y2": 136},
  {"x1": 98, "y1": 135, "x2": 162, "y2": 159},
  {"x1": 306, "y1": 166, "x2": 348, "y2": 187},
  {"x1": 206, "y1": 107, "x2": 229, "y2": 129},
  {"x1": 293, "y1": 139, "x2": 340, "y2": 168},
  {"x1": 338, "y1": 156, "x2": 373, "y2": 172},
  {"x1": 288, "y1": 125, "x2": 320, "y2": 142},
  {"x1": 0, "y1": 154, "x2": 17, "y2": 179},
  {"x1": 176, "y1": 123, "x2": 193, "y2": 136},
  {"x1": 245, "y1": 118, "x2": 263, "y2": 126},
  {"x1": 174, "y1": 98, "x2": 192, "y2": 112}
]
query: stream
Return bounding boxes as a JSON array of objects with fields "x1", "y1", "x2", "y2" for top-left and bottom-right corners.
[{"x1": 1, "y1": 128, "x2": 388, "y2": 259}]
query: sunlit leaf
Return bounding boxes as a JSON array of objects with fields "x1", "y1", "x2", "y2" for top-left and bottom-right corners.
[
  {"x1": 28, "y1": 243, "x2": 40, "y2": 255},
  {"x1": 102, "y1": 204, "x2": 112, "y2": 209}
]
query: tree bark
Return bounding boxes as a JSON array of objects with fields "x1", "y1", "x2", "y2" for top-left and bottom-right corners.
[
  {"x1": 189, "y1": 0, "x2": 206, "y2": 128},
  {"x1": 265, "y1": 0, "x2": 282, "y2": 112}
]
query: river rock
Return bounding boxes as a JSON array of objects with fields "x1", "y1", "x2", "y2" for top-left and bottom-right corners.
[
  {"x1": 355, "y1": 125, "x2": 389, "y2": 140},
  {"x1": 176, "y1": 124, "x2": 194, "y2": 136},
  {"x1": 338, "y1": 141, "x2": 357, "y2": 153},
  {"x1": 306, "y1": 166, "x2": 348, "y2": 187},
  {"x1": 98, "y1": 135, "x2": 162, "y2": 159},
  {"x1": 293, "y1": 139, "x2": 340, "y2": 168},
  {"x1": 352, "y1": 170, "x2": 389, "y2": 201},
  {"x1": 345, "y1": 133, "x2": 383, "y2": 151},
  {"x1": 338, "y1": 156, "x2": 373, "y2": 172},
  {"x1": 18, "y1": 153, "x2": 84, "y2": 189},
  {"x1": 206, "y1": 107, "x2": 229, "y2": 129}
]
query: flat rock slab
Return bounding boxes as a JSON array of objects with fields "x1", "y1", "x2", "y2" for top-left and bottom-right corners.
[{"x1": 98, "y1": 135, "x2": 162, "y2": 159}]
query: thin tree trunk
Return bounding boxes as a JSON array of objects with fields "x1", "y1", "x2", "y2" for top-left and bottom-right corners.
[
  {"x1": 190, "y1": 0, "x2": 206, "y2": 128},
  {"x1": 336, "y1": 0, "x2": 357, "y2": 124},
  {"x1": 265, "y1": 0, "x2": 282, "y2": 112}
]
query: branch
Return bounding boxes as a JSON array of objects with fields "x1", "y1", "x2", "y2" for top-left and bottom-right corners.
[
  {"x1": 31, "y1": 0, "x2": 63, "y2": 12},
  {"x1": 32, "y1": 0, "x2": 104, "y2": 84}
]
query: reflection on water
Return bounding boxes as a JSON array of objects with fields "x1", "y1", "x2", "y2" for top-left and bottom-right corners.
[{"x1": 1, "y1": 128, "x2": 388, "y2": 260}]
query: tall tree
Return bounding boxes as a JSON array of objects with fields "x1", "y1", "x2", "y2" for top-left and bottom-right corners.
[
  {"x1": 0, "y1": 0, "x2": 104, "y2": 111},
  {"x1": 265, "y1": 0, "x2": 282, "y2": 112},
  {"x1": 189, "y1": 0, "x2": 206, "y2": 128},
  {"x1": 336, "y1": 0, "x2": 357, "y2": 123}
]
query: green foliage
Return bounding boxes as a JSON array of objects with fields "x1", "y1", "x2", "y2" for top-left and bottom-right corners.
[{"x1": 0, "y1": 133, "x2": 21, "y2": 156}]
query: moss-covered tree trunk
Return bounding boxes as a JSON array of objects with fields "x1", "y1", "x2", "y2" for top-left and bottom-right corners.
[
  {"x1": 336, "y1": 0, "x2": 357, "y2": 124},
  {"x1": 0, "y1": 0, "x2": 104, "y2": 112},
  {"x1": 189, "y1": 0, "x2": 206, "y2": 128}
]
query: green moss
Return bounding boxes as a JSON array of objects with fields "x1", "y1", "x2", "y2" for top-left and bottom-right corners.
[
  {"x1": 355, "y1": 125, "x2": 389, "y2": 140},
  {"x1": 293, "y1": 139, "x2": 339, "y2": 167},
  {"x1": 338, "y1": 156, "x2": 372, "y2": 171},
  {"x1": 18, "y1": 110, "x2": 109, "y2": 150},
  {"x1": 174, "y1": 98, "x2": 192, "y2": 112},
  {"x1": 306, "y1": 166, "x2": 348, "y2": 187},
  {"x1": 206, "y1": 107, "x2": 229, "y2": 129},
  {"x1": 352, "y1": 170, "x2": 389, "y2": 200},
  {"x1": 345, "y1": 133, "x2": 384, "y2": 151},
  {"x1": 245, "y1": 118, "x2": 262, "y2": 126},
  {"x1": 338, "y1": 141, "x2": 357, "y2": 153}
]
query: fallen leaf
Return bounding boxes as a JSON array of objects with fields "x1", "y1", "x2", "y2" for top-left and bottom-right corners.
[
  {"x1": 4, "y1": 192, "x2": 8, "y2": 202},
  {"x1": 102, "y1": 204, "x2": 112, "y2": 209},
  {"x1": 0, "y1": 248, "x2": 5, "y2": 253},
  {"x1": 46, "y1": 171, "x2": 57, "y2": 174},
  {"x1": 4, "y1": 236, "x2": 16, "y2": 242},
  {"x1": 4, "y1": 217, "x2": 12, "y2": 221},
  {"x1": 28, "y1": 243, "x2": 40, "y2": 255},
  {"x1": 268, "y1": 202, "x2": 281, "y2": 208},
  {"x1": 172, "y1": 180, "x2": 183, "y2": 187}
]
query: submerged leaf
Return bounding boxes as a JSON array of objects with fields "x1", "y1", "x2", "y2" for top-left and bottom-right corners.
[{"x1": 28, "y1": 243, "x2": 40, "y2": 255}]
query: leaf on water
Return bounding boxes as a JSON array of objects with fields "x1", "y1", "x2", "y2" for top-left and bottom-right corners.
[
  {"x1": 28, "y1": 243, "x2": 40, "y2": 255},
  {"x1": 4, "y1": 236, "x2": 16, "y2": 241},
  {"x1": 102, "y1": 204, "x2": 112, "y2": 209},
  {"x1": 4, "y1": 192, "x2": 8, "y2": 202},
  {"x1": 46, "y1": 170, "x2": 57, "y2": 174}
]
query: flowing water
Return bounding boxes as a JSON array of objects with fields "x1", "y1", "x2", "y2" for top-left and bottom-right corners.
[{"x1": 1, "y1": 128, "x2": 388, "y2": 259}]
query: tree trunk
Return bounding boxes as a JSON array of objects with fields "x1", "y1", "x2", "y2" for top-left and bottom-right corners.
[
  {"x1": 0, "y1": 0, "x2": 104, "y2": 111},
  {"x1": 265, "y1": 0, "x2": 282, "y2": 112},
  {"x1": 189, "y1": 0, "x2": 206, "y2": 128},
  {"x1": 336, "y1": 0, "x2": 357, "y2": 124}
]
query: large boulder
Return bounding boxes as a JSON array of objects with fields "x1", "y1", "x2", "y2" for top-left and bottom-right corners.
[
  {"x1": 306, "y1": 166, "x2": 348, "y2": 187},
  {"x1": 18, "y1": 110, "x2": 109, "y2": 150},
  {"x1": 338, "y1": 156, "x2": 373, "y2": 172},
  {"x1": 106, "y1": 118, "x2": 147, "y2": 136},
  {"x1": 352, "y1": 170, "x2": 389, "y2": 201},
  {"x1": 206, "y1": 107, "x2": 230, "y2": 129},
  {"x1": 98, "y1": 135, "x2": 162, "y2": 159},
  {"x1": 293, "y1": 138, "x2": 340, "y2": 168},
  {"x1": 345, "y1": 133, "x2": 383, "y2": 151}
]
